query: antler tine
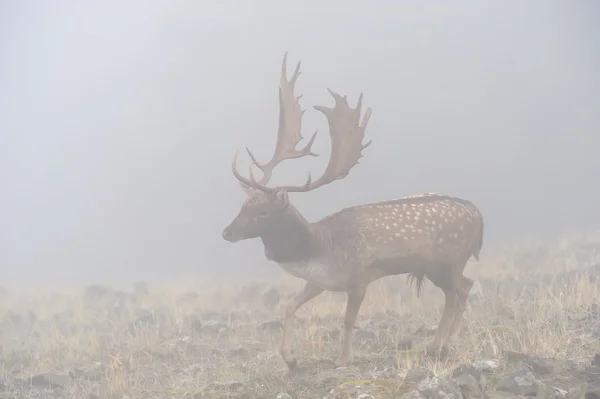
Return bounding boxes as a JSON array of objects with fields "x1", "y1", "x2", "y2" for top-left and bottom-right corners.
[
  {"x1": 231, "y1": 54, "x2": 372, "y2": 196},
  {"x1": 243, "y1": 52, "x2": 319, "y2": 188},
  {"x1": 262, "y1": 89, "x2": 373, "y2": 194},
  {"x1": 303, "y1": 89, "x2": 373, "y2": 191},
  {"x1": 232, "y1": 151, "x2": 260, "y2": 190}
]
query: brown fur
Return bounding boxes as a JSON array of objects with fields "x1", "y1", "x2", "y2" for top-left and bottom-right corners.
[{"x1": 222, "y1": 53, "x2": 484, "y2": 370}]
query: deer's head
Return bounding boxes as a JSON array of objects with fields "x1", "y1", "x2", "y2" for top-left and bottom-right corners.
[
  {"x1": 222, "y1": 52, "x2": 372, "y2": 243},
  {"x1": 222, "y1": 188, "x2": 290, "y2": 242}
]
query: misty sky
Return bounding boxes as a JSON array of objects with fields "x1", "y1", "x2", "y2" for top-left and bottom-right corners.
[{"x1": 1, "y1": 1, "x2": 599, "y2": 285}]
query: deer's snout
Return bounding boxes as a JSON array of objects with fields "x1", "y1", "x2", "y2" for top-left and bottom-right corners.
[{"x1": 222, "y1": 226, "x2": 235, "y2": 242}]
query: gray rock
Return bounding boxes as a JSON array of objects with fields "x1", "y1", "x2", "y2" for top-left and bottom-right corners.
[
  {"x1": 454, "y1": 373, "x2": 482, "y2": 398},
  {"x1": 202, "y1": 320, "x2": 228, "y2": 334},
  {"x1": 505, "y1": 350, "x2": 554, "y2": 375},
  {"x1": 84, "y1": 284, "x2": 109, "y2": 301},
  {"x1": 276, "y1": 393, "x2": 292, "y2": 399},
  {"x1": 259, "y1": 319, "x2": 283, "y2": 332},
  {"x1": 209, "y1": 380, "x2": 244, "y2": 391},
  {"x1": 177, "y1": 291, "x2": 199, "y2": 303},
  {"x1": 452, "y1": 363, "x2": 487, "y2": 396},
  {"x1": 567, "y1": 385, "x2": 600, "y2": 398},
  {"x1": 133, "y1": 308, "x2": 154, "y2": 324},
  {"x1": 417, "y1": 374, "x2": 462, "y2": 398},
  {"x1": 496, "y1": 367, "x2": 542, "y2": 396},
  {"x1": 471, "y1": 359, "x2": 501, "y2": 373},
  {"x1": 29, "y1": 372, "x2": 70, "y2": 388},
  {"x1": 71, "y1": 362, "x2": 104, "y2": 381},
  {"x1": 399, "y1": 391, "x2": 426, "y2": 399},
  {"x1": 400, "y1": 366, "x2": 432, "y2": 382},
  {"x1": 485, "y1": 390, "x2": 522, "y2": 398}
]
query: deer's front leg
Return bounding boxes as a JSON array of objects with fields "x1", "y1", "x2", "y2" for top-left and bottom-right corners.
[
  {"x1": 335, "y1": 285, "x2": 366, "y2": 368},
  {"x1": 280, "y1": 282, "x2": 323, "y2": 370}
]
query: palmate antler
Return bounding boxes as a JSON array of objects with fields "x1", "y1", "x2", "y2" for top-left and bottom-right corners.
[{"x1": 232, "y1": 53, "x2": 373, "y2": 194}]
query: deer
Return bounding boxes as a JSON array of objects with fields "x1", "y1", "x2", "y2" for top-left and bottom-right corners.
[{"x1": 222, "y1": 53, "x2": 484, "y2": 371}]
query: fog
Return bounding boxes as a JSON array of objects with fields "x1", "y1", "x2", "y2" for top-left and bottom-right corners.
[{"x1": 1, "y1": 1, "x2": 599, "y2": 285}]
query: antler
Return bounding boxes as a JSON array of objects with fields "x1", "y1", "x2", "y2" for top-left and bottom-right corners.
[
  {"x1": 306, "y1": 89, "x2": 372, "y2": 191},
  {"x1": 232, "y1": 54, "x2": 372, "y2": 194},
  {"x1": 241, "y1": 52, "x2": 318, "y2": 188}
]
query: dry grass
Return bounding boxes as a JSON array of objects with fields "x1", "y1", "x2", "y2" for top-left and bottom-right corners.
[{"x1": 1, "y1": 231, "x2": 600, "y2": 398}]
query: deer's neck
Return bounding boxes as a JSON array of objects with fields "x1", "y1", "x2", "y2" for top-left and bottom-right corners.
[{"x1": 260, "y1": 206, "x2": 323, "y2": 264}]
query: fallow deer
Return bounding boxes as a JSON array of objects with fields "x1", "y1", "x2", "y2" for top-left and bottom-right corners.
[{"x1": 222, "y1": 53, "x2": 484, "y2": 370}]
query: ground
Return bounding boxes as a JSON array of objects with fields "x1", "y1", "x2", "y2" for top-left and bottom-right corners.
[{"x1": 2, "y1": 232, "x2": 600, "y2": 398}]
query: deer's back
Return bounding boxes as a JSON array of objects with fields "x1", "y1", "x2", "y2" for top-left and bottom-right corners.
[{"x1": 318, "y1": 193, "x2": 484, "y2": 269}]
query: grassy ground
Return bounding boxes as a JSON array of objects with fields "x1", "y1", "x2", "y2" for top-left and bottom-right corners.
[{"x1": 1, "y1": 231, "x2": 600, "y2": 398}]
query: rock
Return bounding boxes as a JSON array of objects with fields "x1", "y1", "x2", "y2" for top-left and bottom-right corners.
[
  {"x1": 112, "y1": 290, "x2": 135, "y2": 306},
  {"x1": 258, "y1": 319, "x2": 283, "y2": 333},
  {"x1": 202, "y1": 310, "x2": 222, "y2": 321},
  {"x1": 237, "y1": 282, "x2": 267, "y2": 302},
  {"x1": 553, "y1": 387, "x2": 567, "y2": 398},
  {"x1": 568, "y1": 385, "x2": 600, "y2": 398},
  {"x1": 452, "y1": 363, "x2": 487, "y2": 395},
  {"x1": 84, "y1": 284, "x2": 109, "y2": 301},
  {"x1": 133, "y1": 308, "x2": 154, "y2": 324},
  {"x1": 396, "y1": 337, "x2": 415, "y2": 349},
  {"x1": 29, "y1": 372, "x2": 70, "y2": 388},
  {"x1": 471, "y1": 359, "x2": 501, "y2": 373},
  {"x1": 354, "y1": 328, "x2": 377, "y2": 344},
  {"x1": 454, "y1": 373, "x2": 482, "y2": 398},
  {"x1": 228, "y1": 345, "x2": 251, "y2": 359},
  {"x1": 417, "y1": 374, "x2": 462, "y2": 398},
  {"x1": 526, "y1": 355, "x2": 555, "y2": 375},
  {"x1": 452, "y1": 364, "x2": 483, "y2": 381},
  {"x1": 177, "y1": 291, "x2": 199, "y2": 303},
  {"x1": 327, "y1": 383, "x2": 375, "y2": 399},
  {"x1": 357, "y1": 394, "x2": 375, "y2": 399},
  {"x1": 399, "y1": 391, "x2": 425, "y2": 399},
  {"x1": 371, "y1": 365, "x2": 402, "y2": 379},
  {"x1": 485, "y1": 390, "x2": 522, "y2": 398},
  {"x1": 505, "y1": 350, "x2": 554, "y2": 375},
  {"x1": 71, "y1": 362, "x2": 104, "y2": 381},
  {"x1": 191, "y1": 320, "x2": 203, "y2": 332},
  {"x1": 202, "y1": 320, "x2": 228, "y2": 334},
  {"x1": 496, "y1": 366, "x2": 544, "y2": 396},
  {"x1": 276, "y1": 393, "x2": 292, "y2": 399},
  {"x1": 400, "y1": 366, "x2": 432, "y2": 382},
  {"x1": 1, "y1": 310, "x2": 36, "y2": 330},
  {"x1": 209, "y1": 380, "x2": 244, "y2": 391}
]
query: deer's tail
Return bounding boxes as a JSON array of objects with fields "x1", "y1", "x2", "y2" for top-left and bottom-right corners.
[{"x1": 472, "y1": 212, "x2": 484, "y2": 261}]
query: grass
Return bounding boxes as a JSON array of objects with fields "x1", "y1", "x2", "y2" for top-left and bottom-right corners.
[{"x1": 1, "y1": 230, "x2": 600, "y2": 398}]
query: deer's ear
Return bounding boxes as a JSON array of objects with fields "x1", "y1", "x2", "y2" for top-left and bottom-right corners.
[
  {"x1": 273, "y1": 189, "x2": 289, "y2": 207},
  {"x1": 238, "y1": 182, "x2": 254, "y2": 196}
]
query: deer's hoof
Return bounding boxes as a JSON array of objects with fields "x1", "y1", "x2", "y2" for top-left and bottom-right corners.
[
  {"x1": 280, "y1": 347, "x2": 298, "y2": 371},
  {"x1": 424, "y1": 340, "x2": 448, "y2": 357},
  {"x1": 285, "y1": 357, "x2": 298, "y2": 371}
]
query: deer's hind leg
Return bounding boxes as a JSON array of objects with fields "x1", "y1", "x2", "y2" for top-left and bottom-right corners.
[
  {"x1": 448, "y1": 275, "x2": 474, "y2": 339},
  {"x1": 424, "y1": 260, "x2": 473, "y2": 355},
  {"x1": 424, "y1": 264, "x2": 463, "y2": 355}
]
